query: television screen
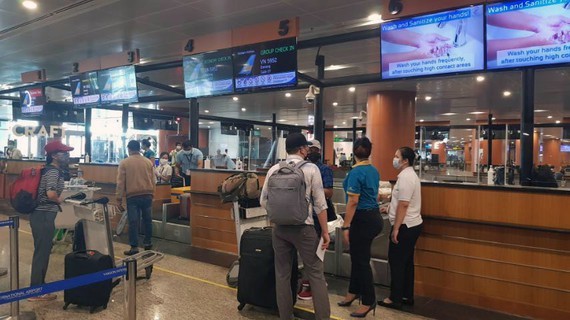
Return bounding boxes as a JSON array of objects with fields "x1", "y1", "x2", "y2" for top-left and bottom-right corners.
[
  {"x1": 98, "y1": 65, "x2": 138, "y2": 104},
  {"x1": 487, "y1": 1, "x2": 570, "y2": 69},
  {"x1": 561, "y1": 145, "x2": 570, "y2": 153},
  {"x1": 233, "y1": 37, "x2": 297, "y2": 92},
  {"x1": 183, "y1": 49, "x2": 234, "y2": 98},
  {"x1": 380, "y1": 5, "x2": 485, "y2": 79},
  {"x1": 70, "y1": 71, "x2": 100, "y2": 106},
  {"x1": 19, "y1": 87, "x2": 45, "y2": 114}
]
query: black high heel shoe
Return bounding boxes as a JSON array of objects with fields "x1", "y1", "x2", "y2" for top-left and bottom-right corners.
[
  {"x1": 350, "y1": 302, "x2": 377, "y2": 318},
  {"x1": 337, "y1": 295, "x2": 361, "y2": 307}
]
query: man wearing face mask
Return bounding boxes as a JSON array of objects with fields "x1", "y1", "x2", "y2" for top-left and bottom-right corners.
[
  {"x1": 297, "y1": 140, "x2": 334, "y2": 301},
  {"x1": 28, "y1": 140, "x2": 73, "y2": 302}
]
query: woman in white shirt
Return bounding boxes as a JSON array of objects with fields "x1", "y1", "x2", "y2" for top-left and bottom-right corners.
[
  {"x1": 378, "y1": 146, "x2": 423, "y2": 310},
  {"x1": 155, "y1": 152, "x2": 173, "y2": 183}
]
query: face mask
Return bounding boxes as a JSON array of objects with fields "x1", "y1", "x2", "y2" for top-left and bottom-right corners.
[
  {"x1": 307, "y1": 152, "x2": 321, "y2": 163},
  {"x1": 176, "y1": 146, "x2": 181, "y2": 151},
  {"x1": 392, "y1": 157, "x2": 401, "y2": 170},
  {"x1": 160, "y1": 159, "x2": 168, "y2": 165}
]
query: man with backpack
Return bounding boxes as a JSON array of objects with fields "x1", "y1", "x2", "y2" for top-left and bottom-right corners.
[
  {"x1": 28, "y1": 140, "x2": 73, "y2": 301},
  {"x1": 260, "y1": 133, "x2": 331, "y2": 320},
  {"x1": 175, "y1": 140, "x2": 203, "y2": 186}
]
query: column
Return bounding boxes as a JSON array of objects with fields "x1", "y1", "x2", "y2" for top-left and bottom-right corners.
[
  {"x1": 367, "y1": 91, "x2": 416, "y2": 181},
  {"x1": 189, "y1": 98, "x2": 199, "y2": 148}
]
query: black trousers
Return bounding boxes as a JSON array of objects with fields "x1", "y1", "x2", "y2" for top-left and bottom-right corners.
[
  {"x1": 348, "y1": 209, "x2": 383, "y2": 306},
  {"x1": 181, "y1": 173, "x2": 191, "y2": 186},
  {"x1": 388, "y1": 223, "x2": 423, "y2": 304}
]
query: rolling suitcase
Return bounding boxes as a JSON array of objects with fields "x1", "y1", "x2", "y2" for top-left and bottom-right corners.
[
  {"x1": 63, "y1": 250, "x2": 114, "y2": 313},
  {"x1": 237, "y1": 227, "x2": 297, "y2": 311}
]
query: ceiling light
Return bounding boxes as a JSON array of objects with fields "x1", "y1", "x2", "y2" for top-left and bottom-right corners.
[
  {"x1": 547, "y1": 115, "x2": 553, "y2": 119},
  {"x1": 295, "y1": 123, "x2": 299, "y2": 126},
  {"x1": 469, "y1": 111, "x2": 485, "y2": 115},
  {"x1": 351, "y1": 116, "x2": 359, "y2": 119},
  {"x1": 22, "y1": 1, "x2": 37, "y2": 9},
  {"x1": 556, "y1": 120, "x2": 561, "y2": 124},
  {"x1": 232, "y1": 96, "x2": 239, "y2": 101},
  {"x1": 419, "y1": 119, "x2": 425, "y2": 122},
  {"x1": 466, "y1": 118, "x2": 471, "y2": 121},
  {"x1": 342, "y1": 121, "x2": 346, "y2": 125},
  {"x1": 209, "y1": 121, "x2": 215, "y2": 124},
  {"x1": 441, "y1": 113, "x2": 457, "y2": 116},
  {"x1": 278, "y1": 119, "x2": 287, "y2": 122},
  {"x1": 256, "y1": 128, "x2": 260, "y2": 130},
  {"x1": 476, "y1": 76, "x2": 485, "y2": 82},
  {"x1": 503, "y1": 91, "x2": 512, "y2": 97},
  {"x1": 325, "y1": 64, "x2": 350, "y2": 71},
  {"x1": 204, "y1": 110, "x2": 209, "y2": 113},
  {"x1": 425, "y1": 96, "x2": 432, "y2": 101},
  {"x1": 348, "y1": 87, "x2": 356, "y2": 92},
  {"x1": 334, "y1": 126, "x2": 338, "y2": 129},
  {"x1": 207, "y1": 126, "x2": 211, "y2": 128},
  {"x1": 285, "y1": 93, "x2": 291, "y2": 98},
  {"x1": 332, "y1": 102, "x2": 338, "y2": 106},
  {"x1": 198, "y1": 122, "x2": 203, "y2": 125},
  {"x1": 492, "y1": 117, "x2": 496, "y2": 120},
  {"x1": 368, "y1": 13, "x2": 383, "y2": 23},
  {"x1": 534, "y1": 109, "x2": 548, "y2": 113},
  {"x1": 241, "y1": 108, "x2": 246, "y2": 112},
  {"x1": 264, "y1": 120, "x2": 272, "y2": 122}
]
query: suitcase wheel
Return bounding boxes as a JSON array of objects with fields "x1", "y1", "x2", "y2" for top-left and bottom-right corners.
[
  {"x1": 237, "y1": 303, "x2": 245, "y2": 311},
  {"x1": 90, "y1": 306, "x2": 97, "y2": 314},
  {"x1": 63, "y1": 302, "x2": 70, "y2": 310},
  {"x1": 145, "y1": 266, "x2": 153, "y2": 279}
]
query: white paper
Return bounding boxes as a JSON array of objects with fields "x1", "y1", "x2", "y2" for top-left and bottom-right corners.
[{"x1": 316, "y1": 238, "x2": 325, "y2": 262}]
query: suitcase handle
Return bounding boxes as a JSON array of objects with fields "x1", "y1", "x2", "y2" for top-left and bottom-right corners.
[{"x1": 72, "y1": 250, "x2": 95, "y2": 259}]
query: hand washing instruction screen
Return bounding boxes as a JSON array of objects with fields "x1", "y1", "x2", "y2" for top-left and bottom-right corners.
[
  {"x1": 98, "y1": 65, "x2": 138, "y2": 104},
  {"x1": 233, "y1": 37, "x2": 297, "y2": 92},
  {"x1": 183, "y1": 49, "x2": 234, "y2": 98},
  {"x1": 487, "y1": 0, "x2": 570, "y2": 69},
  {"x1": 70, "y1": 71, "x2": 100, "y2": 106},
  {"x1": 381, "y1": 5, "x2": 484, "y2": 79}
]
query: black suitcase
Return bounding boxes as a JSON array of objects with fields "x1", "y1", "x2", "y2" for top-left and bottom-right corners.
[
  {"x1": 63, "y1": 250, "x2": 114, "y2": 313},
  {"x1": 237, "y1": 227, "x2": 298, "y2": 311}
]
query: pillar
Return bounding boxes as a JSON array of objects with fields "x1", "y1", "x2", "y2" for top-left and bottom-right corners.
[{"x1": 367, "y1": 91, "x2": 416, "y2": 181}]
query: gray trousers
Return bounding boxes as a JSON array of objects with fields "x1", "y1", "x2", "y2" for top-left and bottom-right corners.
[
  {"x1": 273, "y1": 225, "x2": 330, "y2": 320},
  {"x1": 30, "y1": 210, "x2": 57, "y2": 286}
]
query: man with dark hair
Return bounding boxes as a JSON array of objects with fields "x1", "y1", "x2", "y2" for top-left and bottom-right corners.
[
  {"x1": 176, "y1": 140, "x2": 203, "y2": 186},
  {"x1": 260, "y1": 133, "x2": 331, "y2": 320},
  {"x1": 116, "y1": 140, "x2": 156, "y2": 255}
]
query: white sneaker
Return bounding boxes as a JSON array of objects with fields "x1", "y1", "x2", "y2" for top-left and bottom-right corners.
[{"x1": 28, "y1": 294, "x2": 57, "y2": 302}]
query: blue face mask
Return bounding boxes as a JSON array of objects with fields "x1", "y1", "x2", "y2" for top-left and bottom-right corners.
[{"x1": 392, "y1": 157, "x2": 401, "y2": 170}]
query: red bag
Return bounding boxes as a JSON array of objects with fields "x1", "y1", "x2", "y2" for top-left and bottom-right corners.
[{"x1": 10, "y1": 166, "x2": 44, "y2": 214}]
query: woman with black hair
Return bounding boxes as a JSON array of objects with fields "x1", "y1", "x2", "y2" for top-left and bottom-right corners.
[
  {"x1": 338, "y1": 137, "x2": 383, "y2": 318},
  {"x1": 378, "y1": 146, "x2": 423, "y2": 310},
  {"x1": 141, "y1": 139, "x2": 156, "y2": 165},
  {"x1": 155, "y1": 151, "x2": 173, "y2": 183}
]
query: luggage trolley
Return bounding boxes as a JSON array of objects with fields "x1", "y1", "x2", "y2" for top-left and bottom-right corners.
[{"x1": 68, "y1": 196, "x2": 164, "y2": 280}]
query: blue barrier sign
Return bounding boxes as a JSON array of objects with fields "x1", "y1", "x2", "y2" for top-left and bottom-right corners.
[
  {"x1": 0, "y1": 266, "x2": 126, "y2": 305},
  {"x1": 0, "y1": 220, "x2": 13, "y2": 228}
]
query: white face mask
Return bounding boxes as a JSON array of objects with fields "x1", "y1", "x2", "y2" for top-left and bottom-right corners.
[
  {"x1": 392, "y1": 157, "x2": 401, "y2": 170},
  {"x1": 160, "y1": 159, "x2": 168, "y2": 165}
]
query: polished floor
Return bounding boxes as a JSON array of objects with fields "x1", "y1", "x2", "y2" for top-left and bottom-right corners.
[{"x1": 0, "y1": 208, "x2": 527, "y2": 320}]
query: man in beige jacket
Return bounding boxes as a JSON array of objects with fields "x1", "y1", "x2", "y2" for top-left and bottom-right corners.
[{"x1": 116, "y1": 140, "x2": 156, "y2": 255}]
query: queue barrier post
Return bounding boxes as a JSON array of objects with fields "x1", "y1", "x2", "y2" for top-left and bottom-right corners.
[{"x1": 124, "y1": 258, "x2": 137, "y2": 320}]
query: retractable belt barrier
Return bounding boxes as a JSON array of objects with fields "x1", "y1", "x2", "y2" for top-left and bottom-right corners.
[{"x1": 0, "y1": 219, "x2": 13, "y2": 228}]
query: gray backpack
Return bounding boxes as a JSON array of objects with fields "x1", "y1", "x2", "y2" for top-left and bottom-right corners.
[{"x1": 266, "y1": 161, "x2": 310, "y2": 225}]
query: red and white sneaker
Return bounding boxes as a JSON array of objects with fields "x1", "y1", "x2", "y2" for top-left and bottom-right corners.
[{"x1": 297, "y1": 282, "x2": 313, "y2": 300}]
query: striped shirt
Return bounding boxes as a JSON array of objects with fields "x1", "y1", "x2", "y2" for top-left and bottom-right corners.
[{"x1": 35, "y1": 166, "x2": 64, "y2": 213}]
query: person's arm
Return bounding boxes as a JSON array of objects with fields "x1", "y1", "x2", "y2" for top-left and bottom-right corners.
[
  {"x1": 487, "y1": 11, "x2": 542, "y2": 33},
  {"x1": 487, "y1": 33, "x2": 557, "y2": 60},
  {"x1": 382, "y1": 30, "x2": 424, "y2": 47},
  {"x1": 310, "y1": 168, "x2": 330, "y2": 249},
  {"x1": 175, "y1": 153, "x2": 183, "y2": 175},
  {"x1": 116, "y1": 162, "x2": 126, "y2": 203},
  {"x1": 260, "y1": 170, "x2": 272, "y2": 209},
  {"x1": 391, "y1": 176, "x2": 415, "y2": 244},
  {"x1": 163, "y1": 166, "x2": 172, "y2": 183},
  {"x1": 44, "y1": 169, "x2": 62, "y2": 203},
  {"x1": 322, "y1": 166, "x2": 334, "y2": 199}
]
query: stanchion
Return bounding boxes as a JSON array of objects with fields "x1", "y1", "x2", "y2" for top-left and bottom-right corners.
[
  {"x1": 123, "y1": 258, "x2": 137, "y2": 320},
  {"x1": 0, "y1": 216, "x2": 36, "y2": 320}
]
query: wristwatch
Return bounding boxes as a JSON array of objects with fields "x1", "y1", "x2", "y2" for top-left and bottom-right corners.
[{"x1": 341, "y1": 226, "x2": 350, "y2": 231}]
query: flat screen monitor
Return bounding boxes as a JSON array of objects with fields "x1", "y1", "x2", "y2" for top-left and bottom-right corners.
[
  {"x1": 70, "y1": 71, "x2": 100, "y2": 106},
  {"x1": 486, "y1": 0, "x2": 570, "y2": 69},
  {"x1": 183, "y1": 49, "x2": 234, "y2": 98},
  {"x1": 98, "y1": 65, "x2": 138, "y2": 104},
  {"x1": 561, "y1": 145, "x2": 570, "y2": 153},
  {"x1": 233, "y1": 37, "x2": 297, "y2": 92},
  {"x1": 19, "y1": 87, "x2": 45, "y2": 114},
  {"x1": 380, "y1": 5, "x2": 485, "y2": 79}
]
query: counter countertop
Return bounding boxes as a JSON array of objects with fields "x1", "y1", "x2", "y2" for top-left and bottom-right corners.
[
  {"x1": 191, "y1": 168, "x2": 267, "y2": 175},
  {"x1": 421, "y1": 180, "x2": 570, "y2": 195}
]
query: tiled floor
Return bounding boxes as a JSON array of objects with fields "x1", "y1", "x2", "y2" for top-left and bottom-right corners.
[{"x1": 0, "y1": 206, "x2": 528, "y2": 320}]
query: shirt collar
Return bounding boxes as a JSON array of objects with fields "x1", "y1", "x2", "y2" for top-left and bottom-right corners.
[
  {"x1": 286, "y1": 154, "x2": 304, "y2": 162},
  {"x1": 398, "y1": 166, "x2": 414, "y2": 177},
  {"x1": 352, "y1": 160, "x2": 370, "y2": 168}
]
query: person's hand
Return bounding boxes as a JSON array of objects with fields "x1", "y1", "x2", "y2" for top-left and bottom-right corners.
[
  {"x1": 391, "y1": 227, "x2": 400, "y2": 244},
  {"x1": 380, "y1": 206, "x2": 388, "y2": 214},
  {"x1": 418, "y1": 33, "x2": 451, "y2": 46},
  {"x1": 342, "y1": 229, "x2": 350, "y2": 248},
  {"x1": 321, "y1": 232, "x2": 330, "y2": 250},
  {"x1": 533, "y1": 16, "x2": 570, "y2": 45}
]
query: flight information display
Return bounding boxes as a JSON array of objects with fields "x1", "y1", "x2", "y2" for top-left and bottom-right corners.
[
  {"x1": 70, "y1": 71, "x2": 100, "y2": 106},
  {"x1": 98, "y1": 65, "x2": 138, "y2": 104},
  {"x1": 486, "y1": 0, "x2": 570, "y2": 69},
  {"x1": 183, "y1": 49, "x2": 234, "y2": 98},
  {"x1": 381, "y1": 5, "x2": 485, "y2": 79},
  {"x1": 19, "y1": 87, "x2": 45, "y2": 114},
  {"x1": 233, "y1": 37, "x2": 297, "y2": 91}
]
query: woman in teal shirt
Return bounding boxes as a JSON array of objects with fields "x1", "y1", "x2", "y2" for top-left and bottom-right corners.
[{"x1": 338, "y1": 137, "x2": 383, "y2": 318}]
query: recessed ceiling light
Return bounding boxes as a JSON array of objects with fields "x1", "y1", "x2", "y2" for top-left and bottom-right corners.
[
  {"x1": 419, "y1": 119, "x2": 425, "y2": 122},
  {"x1": 368, "y1": 13, "x2": 383, "y2": 23},
  {"x1": 466, "y1": 118, "x2": 472, "y2": 121},
  {"x1": 241, "y1": 108, "x2": 246, "y2": 111},
  {"x1": 278, "y1": 119, "x2": 287, "y2": 122},
  {"x1": 492, "y1": 117, "x2": 496, "y2": 120},
  {"x1": 232, "y1": 96, "x2": 239, "y2": 101},
  {"x1": 469, "y1": 111, "x2": 485, "y2": 115},
  {"x1": 556, "y1": 120, "x2": 561, "y2": 124},
  {"x1": 503, "y1": 91, "x2": 512, "y2": 97},
  {"x1": 22, "y1": 1, "x2": 37, "y2": 9},
  {"x1": 441, "y1": 113, "x2": 457, "y2": 116},
  {"x1": 204, "y1": 110, "x2": 209, "y2": 113},
  {"x1": 547, "y1": 115, "x2": 553, "y2": 119},
  {"x1": 342, "y1": 121, "x2": 346, "y2": 125},
  {"x1": 256, "y1": 128, "x2": 260, "y2": 130},
  {"x1": 351, "y1": 116, "x2": 359, "y2": 119},
  {"x1": 348, "y1": 87, "x2": 356, "y2": 92},
  {"x1": 295, "y1": 123, "x2": 299, "y2": 126},
  {"x1": 534, "y1": 109, "x2": 548, "y2": 113},
  {"x1": 425, "y1": 96, "x2": 432, "y2": 101},
  {"x1": 334, "y1": 125, "x2": 338, "y2": 128},
  {"x1": 207, "y1": 126, "x2": 210, "y2": 128},
  {"x1": 476, "y1": 76, "x2": 485, "y2": 82},
  {"x1": 264, "y1": 120, "x2": 272, "y2": 122},
  {"x1": 209, "y1": 121, "x2": 215, "y2": 124},
  {"x1": 285, "y1": 93, "x2": 291, "y2": 98},
  {"x1": 198, "y1": 122, "x2": 203, "y2": 125},
  {"x1": 332, "y1": 102, "x2": 338, "y2": 106},
  {"x1": 325, "y1": 65, "x2": 350, "y2": 71}
]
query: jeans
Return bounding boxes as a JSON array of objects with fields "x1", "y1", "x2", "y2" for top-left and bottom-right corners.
[
  {"x1": 348, "y1": 209, "x2": 383, "y2": 306},
  {"x1": 126, "y1": 194, "x2": 153, "y2": 248},
  {"x1": 388, "y1": 223, "x2": 422, "y2": 304},
  {"x1": 30, "y1": 210, "x2": 57, "y2": 286}
]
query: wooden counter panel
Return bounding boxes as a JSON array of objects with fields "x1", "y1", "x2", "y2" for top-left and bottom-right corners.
[
  {"x1": 79, "y1": 164, "x2": 118, "y2": 184},
  {"x1": 421, "y1": 185, "x2": 570, "y2": 231},
  {"x1": 415, "y1": 267, "x2": 570, "y2": 320},
  {"x1": 190, "y1": 189, "x2": 236, "y2": 254},
  {"x1": 192, "y1": 237, "x2": 237, "y2": 255},
  {"x1": 192, "y1": 216, "x2": 235, "y2": 233},
  {"x1": 5, "y1": 160, "x2": 44, "y2": 174},
  {"x1": 154, "y1": 184, "x2": 171, "y2": 200},
  {"x1": 192, "y1": 227, "x2": 237, "y2": 244}
]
